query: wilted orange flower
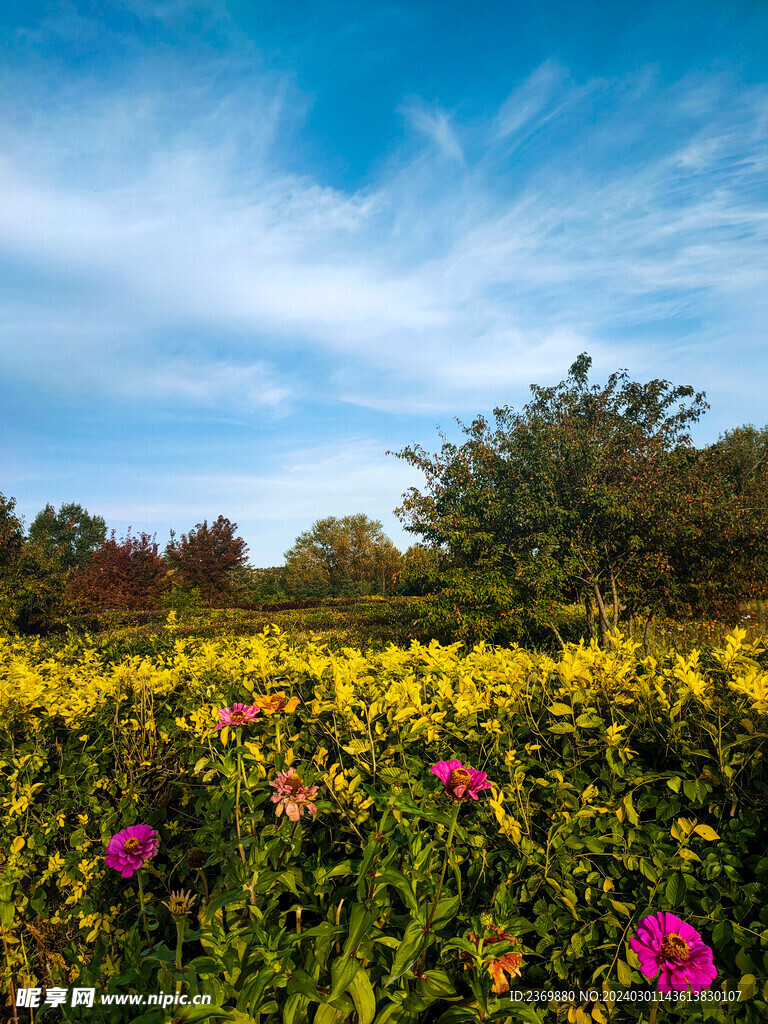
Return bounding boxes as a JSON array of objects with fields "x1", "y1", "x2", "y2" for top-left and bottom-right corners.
[
  {"x1": 487, "y1": 951, "x2": 523, "y2": 993},
  {"x1": 252, "y1": 692, "x2": 301, "y2": 715},
  {"x1": 459, "y1": 927, "x2": 523, "y2": 993}
]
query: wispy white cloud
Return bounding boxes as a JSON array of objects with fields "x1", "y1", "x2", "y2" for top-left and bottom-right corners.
[
  {"x1": 494, "y1": 59, "x2": 571, "y2": 139},
  {"x1": 1, "y1": 33, "x2": 767, "y2": 427},
  {"x1": 402, "y1": 101, "x2": 464, "y2": 162}
]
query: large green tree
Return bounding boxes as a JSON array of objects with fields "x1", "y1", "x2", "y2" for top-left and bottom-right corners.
[
  {"x1": 0, "y1": 494, "x2": 75, "y2": 632},
  {"x1": 284, "y1": 514, "x2": 402, "y2": 598},
  {"x1": 0, "y1": 492, "x2": 23, "y2": 570},
  {"x1": 391, "y1": 354, "x2": 763, "y2": 643},
  {"x1": 0, "y1": 493, "x2": 25, "y2": 629},
  {"x1": 28, "y1": 502, "x2": 106, "y2": 569}
]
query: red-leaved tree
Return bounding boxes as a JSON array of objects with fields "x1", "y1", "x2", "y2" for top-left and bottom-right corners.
[
  {"x1": 164, "y1": 515, "x2": 248, "y2": 605},
  {"x1": 69, "y1": 531, "x2": 168, "y2": 612}
]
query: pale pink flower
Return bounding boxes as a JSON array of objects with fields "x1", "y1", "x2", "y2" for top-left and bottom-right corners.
[{"x1": 270, "y1": 768, "x2": 318, "y2": 822}]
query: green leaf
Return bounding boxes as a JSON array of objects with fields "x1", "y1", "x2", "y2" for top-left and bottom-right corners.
[
  {"x1": 487, "y1": 1005, "x2": 545, "y2": 1023},
  {"x1": 418, "y1": 970, "x2": 457, "y2": 999},
  {"x1": 313, "y1": 1002, "x2": 347, "y2": 1024},
  {"x1": 738, "y1": 974, "x2": 757, "y2": 1001},
  {"x1": 436, "y1": 1010, "x2": 481, "y2": 1024},
  {"x1": 608, "y1": 899, "x2": 632, "y2": 917},
  {"x1": 343, "y1": 905, "x2": 375, "y2": 957},
  {"x1": 186, "y1": 957, "x2": 220, "y2": 974},
  {"x1": 203, "y1": 888, "x2": 248, "y2": 920},
  {"x1": 549, "y1": 703, "x2": 572, "y2": 716},
  {"x1": 575, "y1": 714, "x2": 602, "y2": 728},
  {"x1": 173, "y1": 1008, "x2": 231, "y2": 1023},
  {"x1": 623, "y1": 793, "x2": 639, "y2": 826},
  {"x1": 329, "y1": 956, "x2": 361, "y2": 1002},
  {"x1": 347, "y1": 967, "x2": 377, "y2": 1024},
  {"x1": 665, "y1": 873, "x2": 686, "y2": 907},
  {"x1": 430, "y1": 894, "x2": 461, "y2": 927},
  {"x1": 375, "y1": 870, "x2": 420, "y2": 915},
  {"x1": 0, "y1": 902, "x2": 15, "y2": 928},
  {"x1": 282, "y1": 993, "x2": 311, "y2": 1024},
  {"x1": 384, "y1": 920, "x2": 430, "y2": 986},
  {"x1": 287, "y1": 969, "x2": 323, "y2": 1003},
  {"x1": 547, "y1": 722, "x2": 576, "y2": 734},
  {"x1": 736, "y1": 948, "x2": 757, "y2": 975},
  {"x1": 711, "y1": 920, "x2": 733, "y2": 949},
  {"x1": 616, "y1": 959, "x2": 632, "y2": 987}
]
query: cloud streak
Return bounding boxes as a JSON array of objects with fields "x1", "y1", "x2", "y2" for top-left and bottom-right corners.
[{"x1": 1, "y1": 48, "x2": 765, "y2": 422}]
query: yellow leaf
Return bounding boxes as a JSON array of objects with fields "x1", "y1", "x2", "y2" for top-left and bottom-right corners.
[
  {"x1": 677, "y1": 848, "x2": 701, "y2": 862},
  {"x1": 693, "y1": 824, "x2": 720, "y2": 841},
  {"x1": 11, "y1": 837, "x2": 24, "y2": 854}
]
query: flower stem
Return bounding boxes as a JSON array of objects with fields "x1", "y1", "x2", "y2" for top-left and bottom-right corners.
[
  {"x1": 235, "y1": 733, "x2": 246, "y2": 865},
  {"x1": 424, "y1": 801, "x2": 461, "y2": 934},
  {"x1": 277, "y1": 820, "x2": 300, "y2": 869},
  {"x1": 136, "y1": 870, "x2": 154, "y2": 951},
  {"x1": 367, "y1": 807, "x2": 391, "y2": 900},
  {"x1": 649, "y1": 1005, "x2": 659, "y2": 1024},
  {"x1": 417, "y1": 801, "x2": 461, "y2": 974},
  {"x1": 174, "y1": 918, "x2": 185, "y2": 971}
]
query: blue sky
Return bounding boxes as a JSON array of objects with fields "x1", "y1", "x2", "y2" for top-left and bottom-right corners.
[{"x1": 1, "y1": 0, "x2": 767, "y2": 565}]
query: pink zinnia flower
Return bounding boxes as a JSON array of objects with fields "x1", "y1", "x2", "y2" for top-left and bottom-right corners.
[
  {"x1": 105, "y1": 824, "x2": 160, "y2": 879},
  {"x1": 629, "y1": 912, "x2": 717, "y2": 993},
  {"x1": 216, "y1": 703, "x2": 260, "y2": 729},
  {"x1": 270, "y1": 768, "x2": 318, "y2": 822},
  {"x1": 431, "y1": 759, "x2": 492, "y2": 801}
]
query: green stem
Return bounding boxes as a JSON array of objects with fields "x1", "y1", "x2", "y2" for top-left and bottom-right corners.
[
  {"x1": 417, "y1": 801, "x2": 461, "y2": 974},
  {"x1": 277, "y1": 819, "x2": 300, "y2": 869},
  {"x1": 367, "y1": 808, "x2": 391, "y2": 900},
  {"x1": 174, "y1": 918, "x2": 185, "y2": 971},
  {"x1": 275, "y1": 717, "x2": 282, "y2": 758},
  {"x1": 136, "y1": 871, "x2": 154, "y2": 951},
  {"x1": 235, "y1": 733, "x2": 246, "y2": 865},
  {"x1": 649, "y1": 1005, "x2": 659, "y2": 1024},
  {"x1": 424, "y1": 801, "x2": 461, "y2": 934}
]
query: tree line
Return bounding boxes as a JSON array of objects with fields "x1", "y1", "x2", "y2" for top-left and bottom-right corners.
[
  {"x1": 0, "y1": 503, "x2": 422, "y2": 632},
  {"x1": 3, "y1": 353, "x2": 766, "y2": 640}
]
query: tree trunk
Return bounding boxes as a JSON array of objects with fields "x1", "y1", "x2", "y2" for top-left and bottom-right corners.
[
  {"x1": 592, "y1": 583, "x2": 612, "y2": 644},
  {"x1": 584, "y1": 593, "x2": 595, "y2": 639}
]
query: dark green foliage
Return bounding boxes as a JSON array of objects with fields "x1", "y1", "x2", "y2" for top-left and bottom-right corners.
[
  {"x1": 392, "y1": 355, "x2": 768, "y2": 645},
  {"x1": 29, "y1": 502, "x2": 107, "y2": 570}
]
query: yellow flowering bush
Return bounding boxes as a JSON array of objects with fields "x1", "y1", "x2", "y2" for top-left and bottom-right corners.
[{"x1": 0, "y1": 625, "x2": 767, "y2": 1021}]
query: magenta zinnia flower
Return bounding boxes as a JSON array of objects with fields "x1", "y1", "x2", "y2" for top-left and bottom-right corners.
[
  {"x1": 216, "y1": 702, "x2": 260, "y2": 729},
  {"x1": 105, "y1": 824, "x2": 160, "y2": 879},
  {"x1": 629, "y1": 912, "x2": 716, "y2": 993},
  {"x1": 270, "y1": 768, "x2": 318, "y2": 822},
  {"x1": 431, "y1": 759, "x2": 492, "y2": 801}
]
